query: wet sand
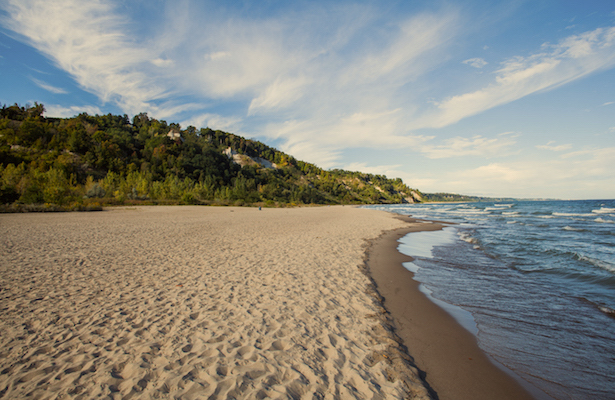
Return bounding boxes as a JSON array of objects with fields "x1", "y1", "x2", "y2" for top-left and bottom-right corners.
[{"x1": 365, "y1": 216, "x2": 538, "y2": 400}]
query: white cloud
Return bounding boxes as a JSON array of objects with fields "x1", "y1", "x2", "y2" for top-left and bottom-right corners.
[
  {"x1": 281, "y1": 140, "x2": 341, "y2": 169},
  {"x1": 206, "y1": 52, "x2": 230, "y2": 61},
  {"x1": 417, "y1": 26, "x2": 615, "y2": 129},
  {"x1": 44, "y1": 104, "x2": 102, "y2": 118},
  {"x1": 462, "y1": 57, "x2": 487, "y2": 68},
  {"x1": 342, "y1": 162, "x2": 404, "y2": 178},
  {"x1": 436, "y1": 147, "x2": 615, "y2": 198},
  {"x1": 151, "y1": 58, "x2": 174, "y2": 68},
  {"x1": 181, "y1": 113, "x2": 243, "y2": 132},
  {"x1": 30, "y1": 77, "x2": 67, "y2": 94},
  {"x1": 258, "y1": 109, "x2": 432, "y2": 168},
  {"x1": 536, "y1": 141, "x2": 573, "y2": 151},
  {"x1": 602, "y1": 101, "x2": 614, "y2": 106},
  {"x1": 467, "y1": 163, "x2": 528, "y2": 183},
  {"x1": 341, "y1": 162, "x2": 431, "y2": 190},
  {"x1": 0, "y1": 0, "x2": 460, "y2": 165},
  {"x1": 420, "y1": 134, "x2": 517, "y2": 159},
  {"x1": 1, "y1": 0, "x2": 170, "y2": 116},
  {"x1": 248, "y1": 76, "x2": 310, "y2": 115}
]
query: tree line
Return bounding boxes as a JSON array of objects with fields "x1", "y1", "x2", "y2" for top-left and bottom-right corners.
[{"x1": 0, "y1": 103, "x2": 422, "y2": 210}]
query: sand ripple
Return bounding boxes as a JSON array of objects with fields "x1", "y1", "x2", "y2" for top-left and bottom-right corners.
[{"x1": 0, "y1": 206, "x2": 430, "y2": 399}]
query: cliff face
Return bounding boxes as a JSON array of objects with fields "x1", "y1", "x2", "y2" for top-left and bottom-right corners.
[{"x1": 224, "y1": 147, "x2": 277, "y2": 169}]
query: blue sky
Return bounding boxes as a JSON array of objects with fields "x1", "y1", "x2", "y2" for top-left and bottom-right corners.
[{"x1": 1, "y1": 0, "x2": 614, "y2": 199}]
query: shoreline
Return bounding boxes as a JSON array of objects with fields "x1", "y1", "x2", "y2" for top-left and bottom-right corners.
[
  {"x1": 0, "y1": 206, "x2": 548, "y2": 399},
  {"x1": 364, "y1": 215, "x2": 538, "y2": 400}
]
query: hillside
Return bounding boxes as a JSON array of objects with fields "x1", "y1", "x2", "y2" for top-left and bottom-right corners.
[
  {"x1": 0, "y1": 103, "x2": 423, "y2": 209},
  {"x1": 422, "y1": 193, "x2": 516, "y2": 203}
]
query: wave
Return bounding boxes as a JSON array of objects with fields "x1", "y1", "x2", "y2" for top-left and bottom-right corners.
[
  {"x1": 563, "y1": 226, "x2": 584, "y2": 231},
  {"x1": 576, "y1": 254, "x2": 615, "y2": 274},
  {"x1": 502, "y1": 211, "x2": 520, "y2": 215},
  {"x1": 494, "y1": 203, "x2": 514, "y2": 207},
  {"x1": 553, "y1": 212, "x2": 596, "y2": 217},
  {"x1": 578, "y1": 297, "x2": 615, "y2": 318},
  {"x1": 595, "y1": 218, "x2": 615, "y2": 224},
  {"x1": 458, "y1": 231, "x2": 478, "y2": 244},
  {"x1": 592, "y1": 207, "x2": 615, "y2": 214},
  {"x1": 528, "y1": 249, "x2": 615, "y2": 276},
  {"x1": 447, "y1": 210, "x2": 491, "y2": 215}
]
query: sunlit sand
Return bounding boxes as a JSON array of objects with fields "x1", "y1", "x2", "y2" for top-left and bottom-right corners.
[{"x1": 0, "y1": 206, "x2": 430, "y2": 399}]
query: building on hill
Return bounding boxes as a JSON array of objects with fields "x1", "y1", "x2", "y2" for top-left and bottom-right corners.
[{"x1": 167, "y1": 129, "x2": 182, "y2": 141}]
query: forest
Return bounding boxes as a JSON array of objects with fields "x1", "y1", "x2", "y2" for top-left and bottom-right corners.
[
  {"x1": 0, "y1": 103, "x2": 423, "y2": 210},
  {"x1": 422, "y1": 193, "x2": 515, "y2": 203}
]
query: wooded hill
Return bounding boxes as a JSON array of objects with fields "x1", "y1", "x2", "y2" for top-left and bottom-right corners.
[
  {"x1": 422, "y1": 193, "x2": 516, "y2": 203},
  {"x1": 0, "y1": 103, "x2": 423, "y2": 209}
]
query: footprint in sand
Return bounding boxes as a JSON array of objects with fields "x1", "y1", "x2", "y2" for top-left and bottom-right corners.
[
  {"x1": 236, "y1": 346, "x2": 253, "y2": 359},
  {"x1": 268, "y1": 340, "x2": 289, "y2": 351}
]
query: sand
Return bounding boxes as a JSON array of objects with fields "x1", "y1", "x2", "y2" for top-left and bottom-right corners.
[{"x1": 0, "y1": 206, "x2": 432, "y2": 399}]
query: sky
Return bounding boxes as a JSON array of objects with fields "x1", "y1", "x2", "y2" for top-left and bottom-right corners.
[{"x1": 1, "y1": 0, "x2": 614, "y2": 200}]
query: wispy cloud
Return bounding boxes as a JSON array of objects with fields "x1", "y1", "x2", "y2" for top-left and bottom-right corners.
[
  {"x1": 342, "y1": 162, "x2": 404, "y2": 178},
  {"x1": 417, "y1": 26, "x2": 615, "y2": 129},
  {"x1": 438, "y1": 146, "x2": 615, "y2": 198},
  {"x1": 462, "y1": 57, "x2": 487, "y2": 68},
  {"x1": 536, "y1": 141, "x2": 573, "y2": 151},
  {"x1": 0, "y1": 0, "x2": 460, "y2": 166},
  {"x1": 44, "y1": 104, "x2": 102, "y2": 118},
  {"x1": 420, "y1": 134, "x2": 517, "y2": 159},
  {"x1": 1, "y1": 0, "x2": 169, "y2": 115},
  {"x1": 181, "y1": 113, "x2": 243, "y2": 132},
  {"x1": 30, "y1": 77, "x2": 67, "y2": 94}
]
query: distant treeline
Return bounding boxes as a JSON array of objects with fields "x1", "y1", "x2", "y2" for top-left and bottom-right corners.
[
  {"x1": 422, "y1": 192, "x2": 515, "y2": 203},
  {"x1": 0, "y1": 103, "x2": 422, "y2": 210}
]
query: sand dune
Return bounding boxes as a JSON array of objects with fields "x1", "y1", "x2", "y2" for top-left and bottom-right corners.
[{"x1": 0, "y1": 206, "x2": 431, "y2": 399}]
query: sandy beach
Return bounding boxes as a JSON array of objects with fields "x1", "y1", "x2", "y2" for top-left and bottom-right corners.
[
  {"x1": 0, "y1": 206, "x2": 540, "y2": 399},
  {"x1": 0, "y1": 206, "x2": 431, "y2": 399}
]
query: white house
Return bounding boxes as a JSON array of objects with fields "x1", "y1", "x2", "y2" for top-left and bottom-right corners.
[{"x1": 167, "y1": 129, "x2": 182, "y2": 140}]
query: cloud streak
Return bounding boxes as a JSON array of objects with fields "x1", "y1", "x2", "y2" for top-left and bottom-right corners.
[
  {"x1": 418, "y1": 26, "x2": 615, "y2": 129},
  {"x1": 463, "y1": 58, "x2": 488, "y2": 68},
  {"x1": 44, "y1": 104, "x2": 102, "y2": 118},
  {"x1": 30, "y1": 77, "x2": 67, "y2": 94},
  {"x1": 536, "y1": 141, "x2": 573, "y2": 151},
  {"x1": 420, "y1": 134, "x2": 517, "y2": 159},
  {"x1": 436, "y1": 146, "x2": 615, "y2": 198},
  {"x1": 1, "y1": 0, "x2": 170, "y2": 115}
]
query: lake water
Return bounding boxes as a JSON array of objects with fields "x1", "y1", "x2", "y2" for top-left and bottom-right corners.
[{"x1": 365, "y1": 200, "x2": 615, "y2": 400}]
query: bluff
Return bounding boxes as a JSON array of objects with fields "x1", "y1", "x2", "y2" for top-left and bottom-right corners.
[{"x1": 0, "y1": 103, "x2": 422, "y2": 208}]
